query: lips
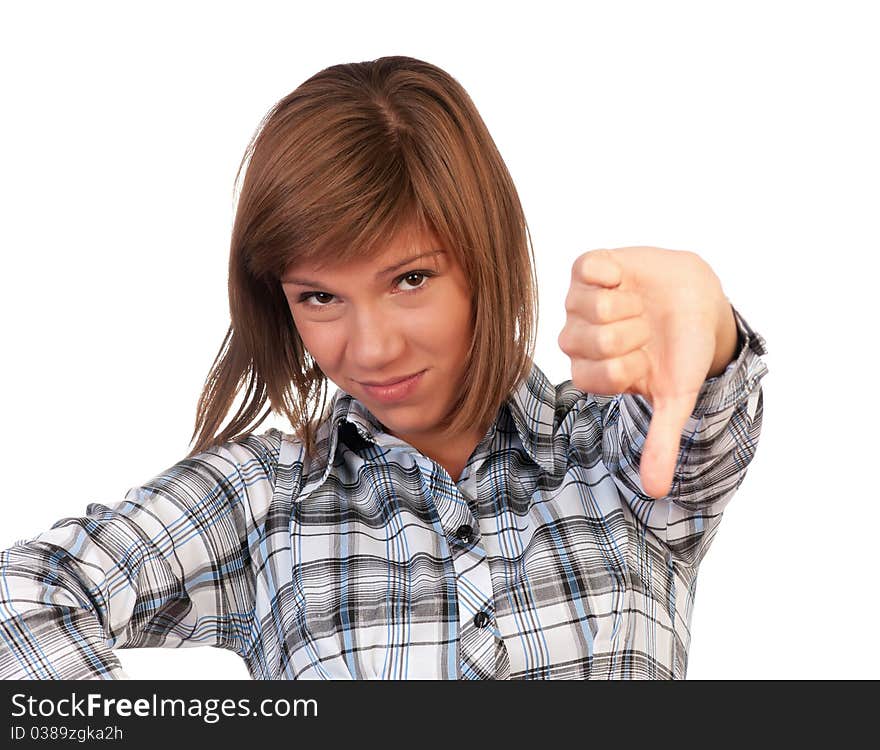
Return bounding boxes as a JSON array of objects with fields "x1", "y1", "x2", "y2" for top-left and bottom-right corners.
[
  {"x1": 359, "y1": 372, "x2": 423, "y2": 387},
  {"x1": 358, "y1": 370, "x2": 426, "y2": 405}
]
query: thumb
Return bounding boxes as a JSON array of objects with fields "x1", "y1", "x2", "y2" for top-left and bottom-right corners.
[{"x1": 639, "y1": 394, "x2": 696, "y2": 499}]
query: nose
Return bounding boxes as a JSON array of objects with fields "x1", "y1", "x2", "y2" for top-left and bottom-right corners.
[{"x1": 346, "y1": 304, "x2": 407, "y2": 372}]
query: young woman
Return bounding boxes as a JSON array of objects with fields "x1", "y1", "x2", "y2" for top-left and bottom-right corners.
[{"x1": 0, "y1": 56, "x2": 768, "y2": 680}]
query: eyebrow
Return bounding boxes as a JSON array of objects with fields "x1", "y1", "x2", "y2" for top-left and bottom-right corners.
[{"x1": 281, "y1": 250, "x2": 445, "y2": 287}]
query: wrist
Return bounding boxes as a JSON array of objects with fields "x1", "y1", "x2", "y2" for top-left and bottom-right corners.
[{"x1": 707, "y1": 298, "x2": 738, "y2": 379}]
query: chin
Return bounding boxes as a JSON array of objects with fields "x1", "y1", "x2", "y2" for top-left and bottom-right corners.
[{"x1": 373, "y1": 409, "x2": 435, "y2": 435}]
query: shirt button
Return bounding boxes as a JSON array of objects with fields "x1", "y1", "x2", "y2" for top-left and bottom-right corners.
[
  {"x1": 473, "y1": 611, "x2": 490, "y2": 629},
  {"x1": 455, "y1": 524, "x2": 474, "y2": 544}
]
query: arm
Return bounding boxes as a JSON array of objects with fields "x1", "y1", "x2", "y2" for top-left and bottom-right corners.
[
  {"x1": 0, "y1": 429, "x2": 282, "y2": 679},
  {"x1": 590, "y1": 305, "x2": 768, "y2": 567}
]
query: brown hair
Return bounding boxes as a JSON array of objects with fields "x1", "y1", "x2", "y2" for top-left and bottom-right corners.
[{"x1": 187, "y1": 55, "x2": 539, "y2": 459}]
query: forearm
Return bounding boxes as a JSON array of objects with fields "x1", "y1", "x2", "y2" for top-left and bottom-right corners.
[{"x1": 0, "y1": 541, "x2": 128, "y2": 679}]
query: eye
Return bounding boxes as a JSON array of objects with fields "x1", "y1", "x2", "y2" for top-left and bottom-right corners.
[
  {"x1": 395, "y1": 270, "x2": 435, "y2": 292},
  {"x1": 296, "y1": 269, "x2": 436, "y2": 309},
  {"x1": 298, "y1": 291, "x2": 336, "y2": 306}
]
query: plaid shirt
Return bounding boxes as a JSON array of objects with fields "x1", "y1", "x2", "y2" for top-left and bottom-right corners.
[{"x1": 0, "y1": 306, "x2": 768, "y2": 680}]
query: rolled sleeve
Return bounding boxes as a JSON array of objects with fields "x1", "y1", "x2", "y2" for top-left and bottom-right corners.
[
  {"x1": 598, "y1": 305, "x2": 769, "y2": 566},
  {"x1": 0, "y1": 430, "x2": 281, "y2": 679}
]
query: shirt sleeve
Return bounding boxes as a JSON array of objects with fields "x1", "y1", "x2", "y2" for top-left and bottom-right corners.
[
  {"x1": 589, "y1": 304, "x2": 769, "y2": 567},
  {"x1": 0, "y1": 429, "x2": 282, "y2": 680}
]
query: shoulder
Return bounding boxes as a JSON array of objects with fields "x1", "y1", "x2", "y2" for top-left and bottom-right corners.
[
  {"x1": 124, "y1": 428, "x2": 289, "y2": 509},
  {"x1": 214, "y1": 427, "x2": 318, "y2": 496},
  {"x1": 516, "y1": 360, "x2": 612, "y2": 437},
  {"x1": 193, "y1": 428, "x2": 289, "y2": 487},
  {"x1": 241, "y1": 423, "x2": 336, "y2": 502},
  {"x1": 552, "y1": 378, "x2": 616, "y2": 432}
]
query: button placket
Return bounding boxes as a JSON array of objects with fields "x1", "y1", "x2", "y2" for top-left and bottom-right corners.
[
  {"x1": 458, "y1": 601, "x2": 500, "y2": 678},
  {"x1": 473, "y1": 611, "x2": 490, "y2": 628},
  {"x1": 449, "y1": 518, "x2": 495, "y2": 676},
  {"x1": 455, "y1": 523, "x2": 474, "y2": 545},
  {"x1": 414, "y1": 452, "x2": 497, "y2": 676},
  {"x1": 417, "y1": 456, "x2": 479, "y2": 549}
]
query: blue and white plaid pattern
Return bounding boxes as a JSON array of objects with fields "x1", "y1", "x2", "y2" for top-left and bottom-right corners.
[{"x1": 0, "y1": 306, "x2": 768, "y2": 679}]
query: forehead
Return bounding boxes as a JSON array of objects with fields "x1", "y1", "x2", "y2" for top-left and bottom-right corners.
[{"x1": 283, "y1": 224, "x2": 446, "y2": 277}]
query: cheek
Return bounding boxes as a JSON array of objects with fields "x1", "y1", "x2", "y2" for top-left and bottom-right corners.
[
  {"x1": 294, "y1": 319, "x2": 342, "y2": 363},
  {"x1": 446, "y1": 290, "x2": 474, "y2": 334},
  {"x1": 408, "y1": 297, "x2": 472, "y2": 348}
]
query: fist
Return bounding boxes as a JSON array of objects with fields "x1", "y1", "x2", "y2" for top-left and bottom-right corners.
[{"x1": 558, "y1": 246, "x2": 729, "y2": 499}]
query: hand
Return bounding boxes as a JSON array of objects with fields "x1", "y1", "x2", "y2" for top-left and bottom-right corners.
[{"x1": 558, "y1": 246, "x2": 732, "y2": 499}]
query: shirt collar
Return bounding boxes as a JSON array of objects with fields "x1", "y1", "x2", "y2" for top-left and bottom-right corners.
[
  {"x1": 504, "y1": 360, "x2": 558, "y2": 475},
  {"x1": 304, "y1": 360, "x2": 558, "y2": 492}
]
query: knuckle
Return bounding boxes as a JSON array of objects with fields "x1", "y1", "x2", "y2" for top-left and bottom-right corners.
[
  {"x1": 575, "y1": 249, "x2": 608, "y2": 281},
  {"x1": 570, "y1": 359, "x2": 590, "y2": 389},
  {"x1": 603, "y1": 358, "x2": 627, "y2": 390},
  {"x1": 596, "y1": 326, "x2": 616, "y2": 357},
  {"x1": 558, "y1": 323, "x2": 581, "y2": 355},
  {"x1": 595, "y1": 291, "x2": 614, "y2": 323},
  {"x1": 557, "y1": 328, "x2": 569, "y2": 353}
]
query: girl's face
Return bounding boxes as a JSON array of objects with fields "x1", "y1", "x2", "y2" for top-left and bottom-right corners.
[{"x1": 281, "y1": 226, "x2": 474, "y2": 446}]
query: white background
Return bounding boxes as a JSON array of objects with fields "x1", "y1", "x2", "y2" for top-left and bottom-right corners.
[{"x1": 1, "y1": 0, "x2": 876, "y2": 679}]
